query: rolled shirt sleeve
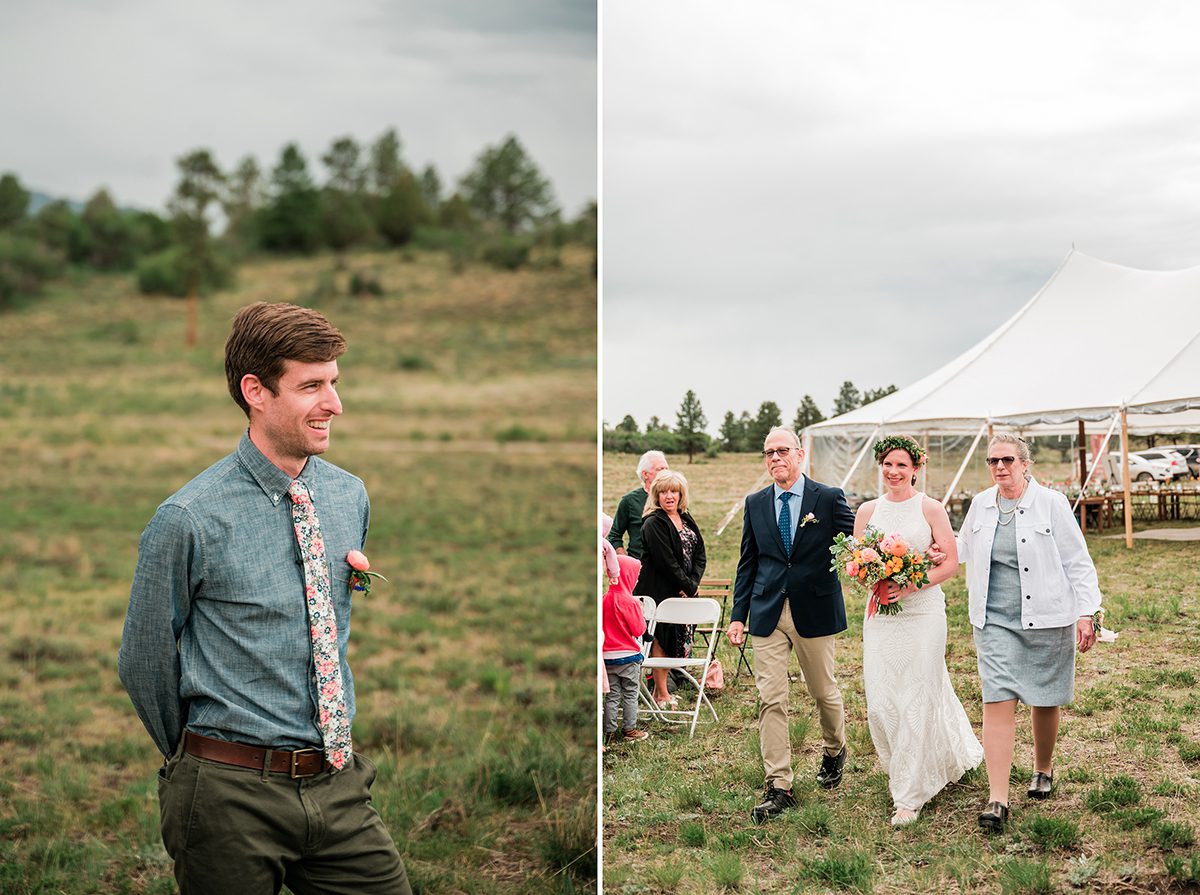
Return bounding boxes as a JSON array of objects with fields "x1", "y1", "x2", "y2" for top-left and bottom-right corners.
[{"x1": 118, "y1": 503, "x2": 201, "y2": 759}]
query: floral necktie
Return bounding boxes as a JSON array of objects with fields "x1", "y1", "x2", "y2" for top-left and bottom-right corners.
[{"x1": 288, "y1": 479, "x2": 350, "y2": 770}]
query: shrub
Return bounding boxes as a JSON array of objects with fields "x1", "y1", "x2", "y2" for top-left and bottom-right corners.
[
  {"x1": 136, "y1": 245, "x2": 233, "y2": 297},
  {"x1": 349, "y1": 271, "x2": 383, "y2": 296},
  {"x1": 496, "y1": 424, "x2": 547, "y2": 444},
  {"x1": 481, "y1": 234, "x2": 532, "y2": 271},
  {"x1": 0, "y1": 235, "x2": 62, "y2": 307}
]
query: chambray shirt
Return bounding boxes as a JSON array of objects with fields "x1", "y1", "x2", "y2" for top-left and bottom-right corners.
[{"x1": 119, "y1": 432, "x2": 369, "y2": 759}]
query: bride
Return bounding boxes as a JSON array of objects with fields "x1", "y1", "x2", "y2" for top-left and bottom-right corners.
[{"x1": 854, "y1": 435, "x2": 983, "y2": 825}]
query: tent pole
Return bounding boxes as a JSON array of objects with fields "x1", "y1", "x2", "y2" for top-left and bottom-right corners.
[
  {"x1": 1071, "y1": 414, "x2": 1120, "y2": 514},
  {"x1": 1077, "y1": 420, "x2": 1088, "y2": 527},
  {"x1": 839, "y1": 427, "x2": 880, "y2": 491},
  {"x1": 802, "y1": 430, "x2": 814, "y2": 478},
  {"x1": 942, "y1": 422, "x2": 988, "y2": 509},
  {"x1": 1121, "y1": 409, "x2": 1133, "y2": 549}
]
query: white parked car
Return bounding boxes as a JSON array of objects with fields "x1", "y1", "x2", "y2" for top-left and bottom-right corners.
[
  {"x1": 1106, "y1": 452, "x2": 1174, "y2": 484},
  {"x1": 1153, "y1": 445, "x2": 1200, "y2": 478},
  {"x1": 1132, "y1": 449, "x2": 1192, "y2": 481}
]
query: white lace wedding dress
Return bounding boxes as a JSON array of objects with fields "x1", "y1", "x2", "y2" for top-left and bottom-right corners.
[{"x1": 862, "y1": 493, "x2": 983, "y2": 814}]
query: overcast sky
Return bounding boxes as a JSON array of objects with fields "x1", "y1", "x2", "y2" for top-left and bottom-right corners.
[
  {"x1": 602, "y1": 1, "x2": 1200, "y2": 433},
  {"x1": 1, "y1": 0, "x2": 595, "y2": 216}
]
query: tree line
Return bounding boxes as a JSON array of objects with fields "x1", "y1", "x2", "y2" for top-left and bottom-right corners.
[
  {"x1": 0, "y1": 129, "x2": 595, "y2": 313},
  {"x1": 603, "y1": 381, "x2": 898, "y2": 461}
]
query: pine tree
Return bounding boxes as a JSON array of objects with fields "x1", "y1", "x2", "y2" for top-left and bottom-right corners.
[
  {"x1": 748, "y1": 401, "x2": 783, "y2": 449},
  {"x1": 718, "y1": 410, "x2": 746, "y2": 452},
  {"x1": 793, "y1": 394, "x2": 825, "y2": 431},
  {"x1": 862, "y1": 384, "x2": 898, "y2": 404},
  {"x1": 675, "y1": 390, "x2": 708, "y2": 463},
  {"x1": 833, "y1": 381, "x2": 862, "y2": 416}
]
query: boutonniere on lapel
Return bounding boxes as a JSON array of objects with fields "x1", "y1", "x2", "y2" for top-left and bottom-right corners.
[
  {"x1": 799, "y1": 513, "x2": 818, "y2": 528},
  {"x1": 346, "y1": 550, "x2": 388, "y2": 596}
]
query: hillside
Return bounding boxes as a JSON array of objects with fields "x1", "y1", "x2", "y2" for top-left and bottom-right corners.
[{"x1": 0, "y1": 247, "x2": 597, "y2": 893}]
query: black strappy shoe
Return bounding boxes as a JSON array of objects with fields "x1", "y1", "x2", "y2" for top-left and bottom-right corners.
[{"x1": 978, "y1": 801, "x2": 1008, "y2": 833}]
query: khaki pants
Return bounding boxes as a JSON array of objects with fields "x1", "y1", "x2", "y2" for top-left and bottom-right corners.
[
  {"x1": 159, "y1": 747, "x2": 411, "y2": 895},
  {"x1": 754, "y1": 599, "x2": 845, "y2": 790}
]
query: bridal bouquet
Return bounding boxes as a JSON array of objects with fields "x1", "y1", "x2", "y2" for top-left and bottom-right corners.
[{"x1": 829, "y1": 528, "x2": 931, "y2": 618}]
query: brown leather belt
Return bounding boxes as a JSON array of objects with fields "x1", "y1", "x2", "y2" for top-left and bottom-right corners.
[{"x1": 183, "y1": 730, "x2": 331, "y2": 778}]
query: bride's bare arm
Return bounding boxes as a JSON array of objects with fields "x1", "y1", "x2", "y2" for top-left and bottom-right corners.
[{"x1": 921, "y1": 497, "x2": 959, "y2": 587}]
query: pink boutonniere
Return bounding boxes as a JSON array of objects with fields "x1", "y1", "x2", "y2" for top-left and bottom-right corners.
[
  {"x1": 800, "y1": 513, "x2": 818, "y2": 528},
  {"x1": 346, "y1": 550, "x2": 388, "y2": 596}
]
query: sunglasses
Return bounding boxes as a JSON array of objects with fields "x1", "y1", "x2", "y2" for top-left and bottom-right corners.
[
  {"x1": 986, "y1": 456, "x2": 1018, "y2": 467},
  {"x1": 762, "y1": 447, "x2": 793, "y2": 458}
]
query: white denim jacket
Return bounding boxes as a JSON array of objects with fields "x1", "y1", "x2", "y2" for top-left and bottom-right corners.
[{"x1": 956, "y1": 477, "x2": 1102, "y2": 630}]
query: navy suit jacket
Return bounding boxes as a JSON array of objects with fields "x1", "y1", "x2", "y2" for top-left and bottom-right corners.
[{"x1": 730, "y1": 477, "x2": 856, "y2": 638}]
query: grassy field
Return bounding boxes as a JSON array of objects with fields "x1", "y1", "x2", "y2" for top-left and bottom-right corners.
[
  {"x1": 0, "y1": 247, "x2": 597, "y2": 894},
  {"x1": 602, "y1": 452, "x2": 1200, "y2": 894}
]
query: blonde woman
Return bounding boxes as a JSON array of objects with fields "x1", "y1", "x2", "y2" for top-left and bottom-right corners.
[
  {"x1": 634, "y1": 470, "x2": 707, "y2": 708},
  {"x1": 957, "y1": 434, "x2": 1101, "y2": 833}
]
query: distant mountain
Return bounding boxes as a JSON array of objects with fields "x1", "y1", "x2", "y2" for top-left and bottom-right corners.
[{"x1": 27, "y1": 191, "x2": 84, "y2": 215}]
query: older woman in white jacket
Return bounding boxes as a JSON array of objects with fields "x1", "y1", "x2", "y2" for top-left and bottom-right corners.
[{"x1": 957, "y1": 434, "x2": 1101, "y2": 834}]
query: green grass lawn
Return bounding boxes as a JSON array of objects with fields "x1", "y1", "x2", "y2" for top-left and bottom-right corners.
[
  {"x1": 0, "y1": 248, "x2": 597, "y2": 894},
  {"x1": 603, "y1": 452, "x2": 1200, "y2": 894}
]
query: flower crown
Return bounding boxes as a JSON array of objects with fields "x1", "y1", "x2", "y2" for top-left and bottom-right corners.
[{"x1": 873, "y1": 434, "x2": 925, "y2": 465}]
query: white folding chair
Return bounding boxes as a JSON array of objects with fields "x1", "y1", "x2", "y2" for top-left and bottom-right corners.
[
  {"x1": 640, "y1": 597, "x2": 721, "y2": 738},
  {"x1": 633, "y1": 596, "x2": 659, "y2": 718}
]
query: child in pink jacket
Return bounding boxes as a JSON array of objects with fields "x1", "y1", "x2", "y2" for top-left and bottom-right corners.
[{"x1": 603, "y1": 553, "x2": 649, "y2": 743}]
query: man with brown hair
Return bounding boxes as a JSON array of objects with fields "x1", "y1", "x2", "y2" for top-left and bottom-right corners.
[{"x1": 119, "y1": 302, "x2": 410, "y2": 894}]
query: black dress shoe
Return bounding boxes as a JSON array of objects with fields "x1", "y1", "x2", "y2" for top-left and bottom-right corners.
[
  {"x1": 1028, "y1": 772, "x2": 1053, "y2": 799},
  {"x1": 816, "y1": 746, "x2": 847, "y2": 789},
  {"x1": 978, "y1": 801, "x2": 1009, "y2": 833},
  {"x1": 751, "y1": 785, "x2": 796, "y2": 823}
]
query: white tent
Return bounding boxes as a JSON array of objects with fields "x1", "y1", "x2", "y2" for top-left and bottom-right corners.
[
  {"x1": 807, "y1": 250, "x2": 1200, "y2": 439},
  {"x1": 803, "y1": 250, "x2": 1200, "y2": 546}
]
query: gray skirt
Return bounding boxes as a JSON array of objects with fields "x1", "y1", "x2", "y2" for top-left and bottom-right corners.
[{"x1": 974, "y1": 622, "x2": 1075, "y2": 706}]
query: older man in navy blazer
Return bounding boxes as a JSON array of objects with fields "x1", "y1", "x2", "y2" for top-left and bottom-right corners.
[{"x1": 728, "y1": 426, "x2": 856, "y2": 823}]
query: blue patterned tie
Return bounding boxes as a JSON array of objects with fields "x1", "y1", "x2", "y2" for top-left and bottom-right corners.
[{"x1": 778, "y1": 491, "x2": 793, "y2": 553}]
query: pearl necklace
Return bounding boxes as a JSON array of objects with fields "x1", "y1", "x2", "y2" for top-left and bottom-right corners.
[{"x1": 996, "y1": 489, "x2": 1024, "y2": 526}]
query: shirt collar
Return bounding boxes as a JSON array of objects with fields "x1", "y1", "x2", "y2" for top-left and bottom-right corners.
[
  {"x1": 236, "y1": 430, "x2": 316, "y2": 503},
  {"x1": 773, "y1": 475, "x2": 806, "y2": 501}
]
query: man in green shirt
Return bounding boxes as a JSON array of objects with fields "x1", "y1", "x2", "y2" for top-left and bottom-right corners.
[{"x1": 607, "y1": 450, "x2": 669, "y2": 559}]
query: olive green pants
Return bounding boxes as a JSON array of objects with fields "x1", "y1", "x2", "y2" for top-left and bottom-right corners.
[{"x1": 158, "y1": 748, "x2": 410, "y2": 895}]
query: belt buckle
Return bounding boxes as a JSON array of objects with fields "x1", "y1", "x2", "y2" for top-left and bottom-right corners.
[{"x1": 290, "y1": 748, "x2": 321, "y2": 778}]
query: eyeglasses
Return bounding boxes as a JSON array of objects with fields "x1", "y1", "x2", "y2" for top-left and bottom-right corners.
[
  {"x1": 986, "y1": 456, "x2": 1018, "y2": 467},
  {"x1": 762, "y1": 447, "x2": 793, "y2": 458}
]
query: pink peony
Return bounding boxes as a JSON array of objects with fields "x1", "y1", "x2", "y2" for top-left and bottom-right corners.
[
  {"x1": 859, "y1": 547, "x2": 879, "y2": 563},
  {"x1": 880, "y1": 534, "x2": 908, "y2": 557},
  {"x1": 346, "y1": 550, "x2": 370, "y2": 571},
  {"x1": 845, "y1": 561, "x2": 860, "y2": 577}
]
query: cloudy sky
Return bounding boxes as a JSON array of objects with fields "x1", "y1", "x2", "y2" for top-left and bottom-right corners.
[
  {"x1": 1, "y1": 0, "x2": 595, "y2": 216},
  {"x1": 603, "y1": 1, "x2": 1200, "y2": 433}
]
